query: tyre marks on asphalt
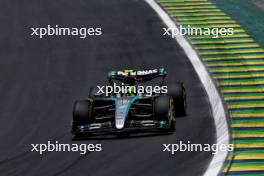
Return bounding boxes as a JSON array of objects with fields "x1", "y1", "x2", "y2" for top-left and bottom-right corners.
[{"x1": 0, "y1": 0, "x2": 215, "y2": 175}]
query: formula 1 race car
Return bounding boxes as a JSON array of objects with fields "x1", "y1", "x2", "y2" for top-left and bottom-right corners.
[{"x1": 71, "y1": 68, "x2": 186, "y2": 138}]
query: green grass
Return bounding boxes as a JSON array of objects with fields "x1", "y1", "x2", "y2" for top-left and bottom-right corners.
[{"x1": 211, "y1": 0, "x2": 264, "y2": 48}]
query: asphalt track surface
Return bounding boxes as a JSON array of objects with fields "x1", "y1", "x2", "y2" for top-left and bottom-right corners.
[{"x1": 0, "y1": 0, "x2": 216, "y2": 175}]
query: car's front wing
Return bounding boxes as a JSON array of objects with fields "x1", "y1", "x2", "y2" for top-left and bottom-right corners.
[{"x1": 72, "y1": 120, "x2": 171, "y2": 135}]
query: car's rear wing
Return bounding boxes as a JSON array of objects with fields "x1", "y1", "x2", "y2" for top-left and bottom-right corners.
[{"x1": 108, "y1": 68, "x2": 167, "y2": 84}]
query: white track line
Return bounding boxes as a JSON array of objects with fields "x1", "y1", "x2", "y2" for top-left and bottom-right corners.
[{"x1": 145, "y1": 0, "x2": 230, "y2": 175}]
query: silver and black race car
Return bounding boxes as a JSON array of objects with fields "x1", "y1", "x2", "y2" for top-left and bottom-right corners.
[{"x1": 71, "y1": 68, "x2": 186, "y2": 138}]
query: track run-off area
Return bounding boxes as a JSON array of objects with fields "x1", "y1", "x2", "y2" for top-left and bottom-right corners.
[{"x1": 157, "y1": 0, "x2": 264, "y2": 175}]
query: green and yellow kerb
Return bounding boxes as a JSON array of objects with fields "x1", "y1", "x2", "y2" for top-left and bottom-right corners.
[{"x1": 158, "y1": 0, "x2": 264, "y2": 175}]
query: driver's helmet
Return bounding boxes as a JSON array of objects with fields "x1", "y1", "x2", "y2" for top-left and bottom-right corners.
[{"x1": 123, "y1": 73, "x2": 137, "y2": 96}]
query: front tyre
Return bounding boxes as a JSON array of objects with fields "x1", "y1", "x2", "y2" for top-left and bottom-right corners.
[
  {"x1": 72, "y1": 100, "x2": 93, "y2": 133},
  {"x1": 154, "y1": 96, "x2": 175, "y2": 131},
  {"x1": 167, "y1": 83, "x2": 186, "y2": 117}
]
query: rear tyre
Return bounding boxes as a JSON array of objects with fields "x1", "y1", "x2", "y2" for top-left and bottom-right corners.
[
  {"x1": 72, "y1": 100, "x2": 93, "y2": 133},
  {"x1": 167, "y1": 83, "x2": 186, "y2": 117}
]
